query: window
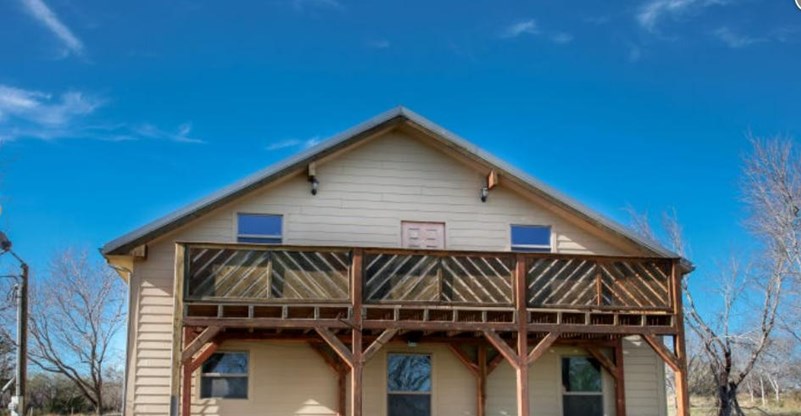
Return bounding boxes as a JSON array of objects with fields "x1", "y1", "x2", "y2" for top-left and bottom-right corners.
[
  {"x1": 511, "y1": 225, "x2": 551, "y2": 252},
  {"x1": 387, "y1": 354, "x2": 431, "y2": 416},
  {"x1": 200, "y1": 352, "x2": 248, "y2": 399},
  {"x1": 237, "y1": 213, "x2": 282, "y2": 244},
  {"x1": 561, "y1": 357, "x2": 603, "y2": 416}
]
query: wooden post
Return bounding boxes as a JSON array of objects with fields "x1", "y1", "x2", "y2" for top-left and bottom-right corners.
[
  {"x1": 181, "y1": 362, "x2": 192, "y2": 416},
  {"x1": 614, "y1": 340, "x2": 627, "y2": 416},
  {"x1": 477, "y1": 345, "x2": 487, "y2": 416},
  {"x1": 350, "y1": 249, "x2": 364, "y2": 416},
  {"x1": 671, "y1": 260, "x2": 690, "y2": 416},
  {"x1": 338, "y1": 370, "x2": 347, "y2": 416},
  {"x1": 515, "y1": 255, "x2": 530, "y2": 416},
  {"x1": 170, "y1": 244, "x2": 186, "y2": 416}
]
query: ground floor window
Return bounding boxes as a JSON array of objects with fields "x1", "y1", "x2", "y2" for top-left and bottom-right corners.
[
  {"x1": 561, "y1": 356, "x2": 603, "y2": 416},
  {"x1": 387, "y1": 353, "x2": 431, "y2": 416},
  {"x1": 200, "y1": 352, "x2": 249, "y2": 399}
]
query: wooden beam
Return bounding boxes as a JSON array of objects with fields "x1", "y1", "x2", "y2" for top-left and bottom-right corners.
[
  {"x1": 447, "y1": 344, "x2": 479, "y2": 377},
  {"x1": 181, "y1": 361, "x2": 192, "y2": 416},
  {"x1": 641, "y1": 334, "x2": 681, "y2": 372},
  {"x1": 189, "y1": 341, "x2": 219, "y2": 372},
  {"x1": 184, "y1": 317, "x2": 351, "y2": 329},
  {"x1": 362, "y1": 328, "x2": 398, "y2": 363},
  {"x1": 671, "y1": 260, "x2": 690, "y2": 416},
  {"x1": 585, "y1": 347, "x2": 618, "y2": 379},
  {"x1": 171, "y1": 244, "x2": 186, "y2": 416},
  {"x1": 482, "y1": 330, "x2": 519, "y2": 370},
  {"x1": 181, "y1": 326, "x2": 222, "y2": 362},
  {"x1": 477, "y1": 345, "x2": 487, "y2": 416},
  {"x1": 351, "y1": 248, "x2": 364, "y2": 416},
  {"x1": 487, "y1": 352, "x2": 505, "y2": 374},
  {"x1": 308, "y1": 342, "x2": 345, "y2": 374},
  {"x1": 315, "y1": 327, "x2": 354, "y2": 367},
  {"x1": 526, "y1": 332, "x2": 559, "y2": 365},
  {"x1": 614, "y1": 339, "x2": 627, "y2": 416},
  {"x1": 514, "y1": 254, "x2": 530, "y2": 416},
  {"x1": 487, "y1": 170, "x2": 499, "y2": 189}
]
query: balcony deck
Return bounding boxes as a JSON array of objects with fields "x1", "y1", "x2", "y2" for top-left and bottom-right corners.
[{"x1": 178, "y1": 242, "x2": 680, "y2": 335}]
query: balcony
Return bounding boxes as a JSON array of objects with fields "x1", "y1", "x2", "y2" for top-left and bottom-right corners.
[{"x1": 178, "y1": 243, "x2": 680, "y2": 334}]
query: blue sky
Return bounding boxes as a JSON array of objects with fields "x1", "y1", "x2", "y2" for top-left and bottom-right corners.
[{"x1": 0, "y1": 0, "x2": 799, "y2": 298}]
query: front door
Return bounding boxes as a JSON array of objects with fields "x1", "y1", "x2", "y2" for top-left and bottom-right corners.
[{"x1": 401, "y1": 221, "x2": 445, "y2": 249}]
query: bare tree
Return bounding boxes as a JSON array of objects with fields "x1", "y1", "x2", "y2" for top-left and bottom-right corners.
[
  {"x1": 28, "y1": 249, "x2": 125, "y2": 415},
  {"x1": 629, "y1": 203, "x2": 785, "y2": 415}
]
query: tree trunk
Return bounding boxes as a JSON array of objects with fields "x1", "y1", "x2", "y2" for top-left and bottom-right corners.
[
  {"x1": 759, "y1": 376, "x2": 766, "y2": 407},
  {"x1": 717, "y1": 382, "x2": 745, "y2": 416}
]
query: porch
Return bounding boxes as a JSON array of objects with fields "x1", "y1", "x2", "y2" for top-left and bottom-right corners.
[{"x1": 171, "y1": 243, "x2": 689, "y2": 416}]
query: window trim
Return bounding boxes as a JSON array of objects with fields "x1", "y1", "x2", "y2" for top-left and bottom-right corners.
[
  {"x1": 235, "y1": 213, "x2": 283, "y2": 244},
  {"x1": 510, "y1": 224, "x2": 553, "y2": 253},
  {"x1": 199, "y1": 351, "x2": 250, "y2": 400},
  {"x1": 386, "y1": 352, "x2": 433, "y2": 416}
]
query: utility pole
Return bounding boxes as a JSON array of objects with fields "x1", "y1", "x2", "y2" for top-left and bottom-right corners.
[
  {"x1": 0, "y1": 233, "x2": 27, "y2": 416},
  {"x1": 13, "y1": 262, "x2": 27, "y2": 416}
]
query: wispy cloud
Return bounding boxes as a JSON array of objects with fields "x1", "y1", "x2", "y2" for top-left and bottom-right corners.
[
  {"x1": 20, "y1": 0, "x2": 84, "y2": 56},
  {"x1": 500, "y1": 19, "x2": 539, "y2": 38},
  {"x1": 266, "y1": 136, "x2": 322, "y2": 151},
  {"x1": 712, "y1": 26, "x2": 798, "y2": 49},
  {"x1": 0, "y1": 84, "x2": 202, "y2": 143},
  {"x1": 290, "y1": 0, "x2": 342, "y2": 12},
  {"x1": 367, "y1": 39, "x2": 390, "y2": 49},
  {"x1": 637, "y1": 0, "x2": 726, "y2": 33},
  {"x1": 550, "y1": 32, "x2": 574, "y2": 45},
  {"x1": 713, "y1": 27, "x2": 762, "y2": 48}
]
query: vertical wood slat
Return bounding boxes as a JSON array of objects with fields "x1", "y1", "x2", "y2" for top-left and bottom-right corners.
[
  {"x1": 514, "y1": 254, "x2": 529, "y2": 416},
  {"x1": 350, "y1": 249, "x2": 364, "y2": 416}
]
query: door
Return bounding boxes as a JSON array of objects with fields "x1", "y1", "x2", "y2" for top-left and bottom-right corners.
[{"x1": 401, "y1": 221, "x2": 445, "y2": 249}]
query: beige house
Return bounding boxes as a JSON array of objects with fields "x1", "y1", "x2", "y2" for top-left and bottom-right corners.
[{"x1": 102, "y1": 107, "x2": 692, "y2": 416}]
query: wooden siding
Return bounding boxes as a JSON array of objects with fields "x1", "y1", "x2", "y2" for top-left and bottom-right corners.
[{"x1": 126, "y1": 130, "x2": 663, "y2": 415}]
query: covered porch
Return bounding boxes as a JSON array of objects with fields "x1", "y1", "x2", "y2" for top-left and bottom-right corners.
[{"x1": 170, "y1": 243, "x2": 689, "y2": 416}]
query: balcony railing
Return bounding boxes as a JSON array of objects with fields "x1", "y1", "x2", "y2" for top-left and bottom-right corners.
[{"x1": 182, "y1": 243, "x2": 675, "y2": 313}]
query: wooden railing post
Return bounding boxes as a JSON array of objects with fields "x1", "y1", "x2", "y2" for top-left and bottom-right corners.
[
  {"x1": 477, "y1": 345, "x2": 487, "y2": 416},
  {"x1": 350, "y1": 249, "x2": 364, "y2": 416},
  {"x1": 514, "y1": 254, "x2": 530, "y2": 416},
  {"x1": 170, "y1": 244, "x2": 186, "y2": 416},
  {"x1": 671, "y1": 259, "x2": 690, "y2": 416}
]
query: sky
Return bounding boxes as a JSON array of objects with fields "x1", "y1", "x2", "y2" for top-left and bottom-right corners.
[{"x1": 0, "y1": 0, "x2": 799, "y2": 302}]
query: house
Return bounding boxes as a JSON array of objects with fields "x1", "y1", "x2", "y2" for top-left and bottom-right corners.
[{"x1": 102, "y1": 107, "x2": 692, "y2": 416}]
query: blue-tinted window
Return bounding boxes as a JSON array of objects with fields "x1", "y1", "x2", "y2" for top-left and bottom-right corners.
[
  {"x1": 237, "y1": 213, "x2": 282, "y2": 244},
  {"x1": 201, "y1": 352, "x2": 248, "y2": 399},
  {"x1": 511, "y1": 225, "x2": 551, "y2": 252}
]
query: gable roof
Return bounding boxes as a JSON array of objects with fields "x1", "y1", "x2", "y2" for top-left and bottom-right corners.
[{"x1": 102, "y1": 106, "x2": 688, "y2": 267}]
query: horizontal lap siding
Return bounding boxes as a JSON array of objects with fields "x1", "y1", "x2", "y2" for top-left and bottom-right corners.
[
  {"x1": 623, "y1": 336, "x2": 668, "y2": 416},
  {"x1": 191, "y1": 342, "x2": 337, "y2": 416},
  {"x1": 127, "y1": 131, "x2": 649, "y2": 414}
]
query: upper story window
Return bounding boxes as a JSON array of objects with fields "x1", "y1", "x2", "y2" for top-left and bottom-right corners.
[
  {"x1": 237, "y1": 213, "x2": 282, "y2": 244},
  {"x1": 200, "y1": 352, "x2": 249, "y2": 399},
  {"x1": 511, "y1": 225, "x2": 552, "y2": 253}
]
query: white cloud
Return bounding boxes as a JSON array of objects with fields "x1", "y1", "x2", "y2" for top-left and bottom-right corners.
[
  {"x1": 291, "y1": 0, "x2": 342, "y2": 11},
  {"x1": 20, "y1": 0, "x2": 84, "y2": 56},
  {"x1": 0, "y1": 84, "x2": 202, "y2": 143},
  {"x1": 266, "y1": 136, "x2": 323, "y2": 151},
  {"x1": 550, "y1": 32, "x2": 574, "y2": 44},
  {"x1": 367, "y1": 39, "x2": 391, "y2": 49},
  {"x1": 713, "y1": 27, "x2": 762, "y2": 48},
  {"x1": 637, "y1": 0, "x2": 726, "y2": 33},
  {"x1": 500, "y1": 19, "x2": 538, "y2": 38}
]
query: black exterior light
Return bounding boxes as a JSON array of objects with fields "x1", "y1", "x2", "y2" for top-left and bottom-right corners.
[{"x1": 309, "y1": 176, "x2": 320, "y2": 195}]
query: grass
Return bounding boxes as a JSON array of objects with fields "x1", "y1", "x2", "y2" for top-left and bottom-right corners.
[{"x1": 668, "y1": 396, "x2": 801, "y2": 416}]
